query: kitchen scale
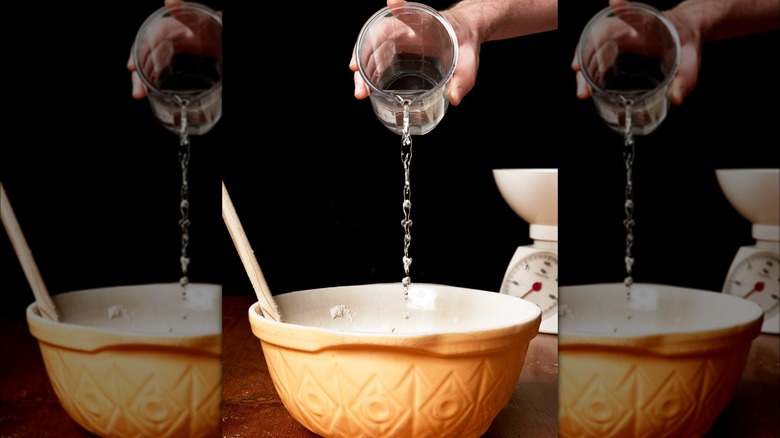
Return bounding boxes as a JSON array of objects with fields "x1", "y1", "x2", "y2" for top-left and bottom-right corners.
[
  {"x1": 716, "y1": 168, "x2": 779, "y2": 334},
  {"x1": 493, "y1": 169, "x2": 558, "y2": 334}
]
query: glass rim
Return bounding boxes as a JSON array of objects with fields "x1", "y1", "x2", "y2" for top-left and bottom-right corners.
[
  {"x1": 576, "y1": 2, "x2": 681, "y2": 100},
  {"x1": 355, "y1": 1, "x2": 459, "y2": 102},
  {"x1": 132, "y1": 2, "x2": 223, "y2": 98}
]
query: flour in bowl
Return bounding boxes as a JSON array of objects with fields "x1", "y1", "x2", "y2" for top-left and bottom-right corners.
[
  {"x1": 329, "y1": 304, "x2": 356, "y2": 321},
  {"x1": 107, "y1": 304, "x2": 130, "y2": 320}
]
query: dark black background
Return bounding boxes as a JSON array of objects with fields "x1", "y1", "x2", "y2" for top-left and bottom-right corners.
[
  {"x1": 1, "y1": 1, "x2": 225, "y2": 318},
  {"x1": 2, "y1": 0, "x2": 778, "y2": 317}
]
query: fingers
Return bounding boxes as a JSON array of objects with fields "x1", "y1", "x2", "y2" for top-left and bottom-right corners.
[
  {"x1": 128, "y1": 44, "x2": 148, "y2": 99},
  {"x1": 571, "y1": 46, "x2": 591, "y2": 101},
  {"x1": 575, "y1": 71, "x2": 591, "y2": 100},
  {"x1": 349, "y1": 45, "x2": 371, "y2": 99},
  {"x1": 127, "y1": 49, "x2": 136, "y2": 72},
  {"x1": 447, "y1": 43, "x2": 477, "y2": 106},
  {"x1": 609, "y1": 0, "x2": 630, "y2": 8},
  {"x1": 349, "y1": 46, "x2": 357, "y2": 73},
  {"x1": 131, "y1": 2, "x2": 220, "y2": 83},
  {"x1": 351, "y1": 13, "x2": 414, "y2": 100},
  {"x1": 131, "y1": 71, "x2": 148, "y2": 100},
  {"x1": 668, "y1": 43, "x2": 700, "y2": 106},
  {"x1": 668, "y1": 78, "x2": 684, "y2": 106},
  {"x1": 571, "y1": 44, "x2": 580, "y2": 71},
  {"x1": 354, "y1": 70, "x2": 370, "y2": 99},
  {"x1": 574, "y1": 13, "x2": 644, "y2": 100},
  {"x1": 134, "y1": 16, "x2": 202, "y2": 87}
]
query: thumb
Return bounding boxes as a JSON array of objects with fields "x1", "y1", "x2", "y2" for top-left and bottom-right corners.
[
  {"x1": 447, "y1": 45, "x2": 478, "y2": 106},
  {"x1": 668, "y1": 44, "x2": 700, "y2": 106}
]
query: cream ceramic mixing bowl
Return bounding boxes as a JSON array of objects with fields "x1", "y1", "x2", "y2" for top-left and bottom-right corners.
[
  {"x1": 248, "y1": 283, "x2": 542, "y2": 438},
  {"x1": 26, "y1": 283, "x2": 221, "y2": 438},
  {"x1": 558, "y1": 283, "x2": 763, "y2": 438}
]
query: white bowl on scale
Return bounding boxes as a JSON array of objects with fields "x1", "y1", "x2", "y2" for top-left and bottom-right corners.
[
  {"x1": 493, "y1": 168, "x2": 558, "y2": 334},
  {"x1": 715, "y1": 168, "x2": 779, "y2": 334}
]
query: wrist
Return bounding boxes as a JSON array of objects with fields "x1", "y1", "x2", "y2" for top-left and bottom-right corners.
[{"x1": 445, "y1": 1, "x2": 492, "y2": 45}]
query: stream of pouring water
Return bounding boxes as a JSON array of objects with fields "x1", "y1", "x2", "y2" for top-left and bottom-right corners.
[
  {"x1": 621, "y1": 98, "x2": 636, "y2": 299},
  {"x1": 400, "y1": 98, "x2": 413, "y2": 300},
  {"x1": 177, "y1": 99, "x2": 191, "y2": 299}
]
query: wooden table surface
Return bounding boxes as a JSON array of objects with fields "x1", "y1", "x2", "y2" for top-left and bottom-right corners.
[{"x1": 1, "y1": 294, "x2": 778, "y2": 437}]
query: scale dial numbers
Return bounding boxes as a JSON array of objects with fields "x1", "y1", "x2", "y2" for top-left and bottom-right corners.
[
  {"x1": 501, "y1": 251, "x2": 558, "y2": 319},
  {"x1": 724, "y1": 251, "x2": 780, "y2": 322}
]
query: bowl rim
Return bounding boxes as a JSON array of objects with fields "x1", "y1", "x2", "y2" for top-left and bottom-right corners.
[
  {"x1": 248, "y1": 282, "x2": 542, "y2": 355},
  {"x1": 558, "y1": 283, "x2": 764, "y2": 356},
  {"x1": 492, "y1": 168, "x2": 559, "y2": 173},
  {"x1": 26, "y1": 282, "x2": 221, "y2": 355},
  {"x1": 714, "y1": 168, "x2": 779, "y2": 174}
]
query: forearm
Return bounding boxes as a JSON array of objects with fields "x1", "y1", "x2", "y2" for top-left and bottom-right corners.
[
  {"x1": 445, "y1": 0, "x2": 558, "y2": 44},
  {"x1": 668, "y1": 0, "x2": 780, "y2": 42}
]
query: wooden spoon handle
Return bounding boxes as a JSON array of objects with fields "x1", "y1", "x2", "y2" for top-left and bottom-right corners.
[
  {"x1": 221, "y1": 181, "x2": 282, "y2": 322},
  {"x1": 1, "y1": 183, "x2": 59, "y2": 321}
]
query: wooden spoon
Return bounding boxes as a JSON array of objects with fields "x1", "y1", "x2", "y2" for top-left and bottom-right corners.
[
  {"x1": 1, "y1": 183, "x2": 59, "y2": 321},
  {"x1": 221, "y1": 181, "x2": 282, "y2": 322}
]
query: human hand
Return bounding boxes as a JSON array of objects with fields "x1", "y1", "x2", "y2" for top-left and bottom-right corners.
[
  {"x1": 438, "y1": 6, "x2": 480, "y2": 107},
  {"x1": 129, "y1": 0, "x2": 184, "y2": 99},
  {"x1": 128, "y1": 0, "x2": 221, "y2": 100},
  {"x1": 572, "y1": 0, "x2": 701, "y2": 106},
  {"x1": 572, "y1": 0, "x2": 637, "y2": 100},
  {"x1": 661, "y1": 5, "x2": 703, "y2": 106},
  {"x1": 349, "y1": 0, "x2": 478, "y2": 107},
  {"x1": 350, "y1": 0, "x2": 405, "y2": 102}
]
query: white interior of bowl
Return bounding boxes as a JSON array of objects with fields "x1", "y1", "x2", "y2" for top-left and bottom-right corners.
[
  {"x1": 492, "y1": 168, "x2": 558, "y2": 226},
  {"x1": 256, "y1": 283, "x2": 541, "y2": 335},
  {"x1": 559, "y1": 283, "x2": 763, "y2": 336},
  {"x1": 715, "y1": 168, "x2": 779, "y2": 226},
  {"x1": 28, "y1": 283, "x2": 221, "y2": 337}
]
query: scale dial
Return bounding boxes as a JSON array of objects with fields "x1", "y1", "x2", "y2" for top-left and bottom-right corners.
[
  {"x1": 724, "y1": 249, "x2": 780, "y2": 332},
  {"x1": 501, "y1": 250, "x2": 558, "y2": 327}
]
